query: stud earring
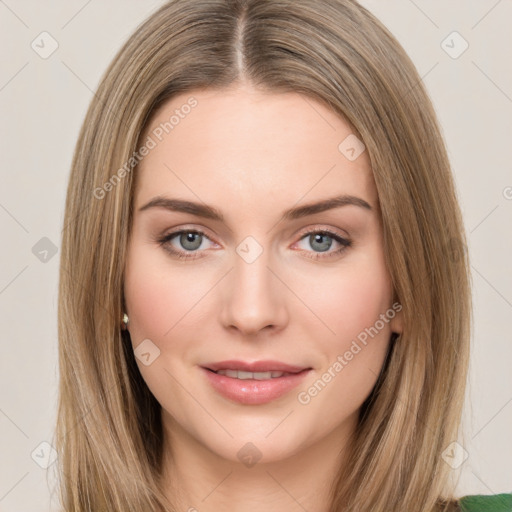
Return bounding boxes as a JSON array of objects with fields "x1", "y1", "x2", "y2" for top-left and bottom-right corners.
[{"x1": 121, "y1": 313, "x2": 129, "y2": 331}]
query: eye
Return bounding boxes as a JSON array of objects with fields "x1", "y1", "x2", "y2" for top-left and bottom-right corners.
[
  {"x1": 293, "y1": 229, "x2": 352, "y2": 260},
  {"x1": 157, "y1": 227, "x2": 352, "y2": 261},
  {"x1": 157, "y1": 229, "x2": 216, "y2": 260}
]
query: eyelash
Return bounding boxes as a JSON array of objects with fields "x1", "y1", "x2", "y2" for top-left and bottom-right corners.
[{"x1": 157, "y1": 227, "x2": 352, "y2": 261}]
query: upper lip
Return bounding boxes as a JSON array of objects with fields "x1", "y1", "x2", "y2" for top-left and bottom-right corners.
[{"x1": 202, "y1": 360, "x2": 310, "y2": 374}]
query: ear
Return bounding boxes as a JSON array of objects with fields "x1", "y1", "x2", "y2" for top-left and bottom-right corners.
[{"x1": 389, "y1": 301, "x2": 403, "y2": 335}]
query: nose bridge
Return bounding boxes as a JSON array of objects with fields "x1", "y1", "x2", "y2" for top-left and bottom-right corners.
[{"x1": 220, "y1": 235, "x2": 287, "y2": 334}]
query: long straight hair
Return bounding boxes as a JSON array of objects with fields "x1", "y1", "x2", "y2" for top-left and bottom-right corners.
[{"x1": 55, "y1": 1, "x2": 471, "y2": 510}]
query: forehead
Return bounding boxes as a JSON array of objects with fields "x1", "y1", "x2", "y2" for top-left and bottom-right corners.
[{"x1": 135, "y1": 85, "x2": 377, "y2": 215}]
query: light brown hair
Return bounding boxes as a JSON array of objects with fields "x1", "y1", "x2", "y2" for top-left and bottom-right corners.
[{"x1": 55, "y1": 1, "x2": 471, "y2": 510}]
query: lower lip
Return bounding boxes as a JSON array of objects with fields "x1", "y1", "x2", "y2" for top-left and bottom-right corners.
[{"x1": 200, "y1": 367, "x2": 312, "y2": 405}]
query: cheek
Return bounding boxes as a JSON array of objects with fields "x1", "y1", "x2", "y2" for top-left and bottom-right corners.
[
  {"x1": 123, "y1": 244, "x2": 201, "y2": 344},
  {"x1": 335, "y1": 276, "x2": 390, "y2": 338},
  {"x1": 124, "y1": 259, "x2": 172, "y2": 342},
  {"x1": 123, "y1": 245, "x2": 204, "y2": 398},
  {"x1": 295, "y1": 261, "x2": 394, "y2": 417},
  {"x1": 304, "y1": 258, "x2": 393, "y2": 347}
]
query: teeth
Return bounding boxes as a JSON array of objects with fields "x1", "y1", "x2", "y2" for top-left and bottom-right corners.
[{"x1": 215, "y1": 370, "x2": 287, "y2": 379}]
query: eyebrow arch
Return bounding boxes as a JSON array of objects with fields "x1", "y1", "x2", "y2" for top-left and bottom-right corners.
[{"x1": 138, "y1": 194, "x2": 372, "y2": 222}]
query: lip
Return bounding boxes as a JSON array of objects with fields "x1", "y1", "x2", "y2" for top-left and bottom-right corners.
[
  {"x1": 200, "y1": 361, "x2": 312, "y2": 405},
  {"x1": 202, "y1": 360, "x2": 309, "y2": 373}
]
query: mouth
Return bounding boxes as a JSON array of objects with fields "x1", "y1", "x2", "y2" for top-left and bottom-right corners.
[
  {"x1": 200, "y1": 360, "x2": 312, "y2": 405},
  {"x1": 202, "y1": 359, "x2": 310, "y2": 374},
  {"x1": 204, "y1": 368, "x2": 300, "y2": 380}
]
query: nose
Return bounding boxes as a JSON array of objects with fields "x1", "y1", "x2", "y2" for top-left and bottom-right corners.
[{"x1": 219, "y1": 243, "x2": 289, "y2": 336}]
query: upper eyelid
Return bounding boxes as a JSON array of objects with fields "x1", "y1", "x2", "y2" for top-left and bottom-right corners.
[{"x1": 162, "y1": 225, "x2": 218, "y2": 242}]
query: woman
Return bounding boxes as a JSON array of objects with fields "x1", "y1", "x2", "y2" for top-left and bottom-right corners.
[{"x1": 55, "y1": 0, "x2": 511, "y2": 510}]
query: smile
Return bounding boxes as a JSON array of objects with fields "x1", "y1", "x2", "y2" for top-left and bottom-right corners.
[{"x1": 200, "y1": 365, "x2": 312, "y2": 405}]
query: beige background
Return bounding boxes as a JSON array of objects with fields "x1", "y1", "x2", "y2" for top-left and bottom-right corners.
[{"x1": 0, "y1": 1, "x2": 511, "y2": 510}]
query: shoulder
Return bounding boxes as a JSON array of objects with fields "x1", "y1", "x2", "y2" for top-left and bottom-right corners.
[{"x1": 458, "y1": 493, "x2": 512, "y2": 512}]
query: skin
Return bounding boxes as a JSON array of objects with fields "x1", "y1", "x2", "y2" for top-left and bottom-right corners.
[{"x1": 124, "y1": 83, "x2": 403, "y2": 512}]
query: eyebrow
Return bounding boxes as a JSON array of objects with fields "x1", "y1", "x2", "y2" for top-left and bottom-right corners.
[{"x1": 138, "y1": 194, "x2": 372, "y2": 222}]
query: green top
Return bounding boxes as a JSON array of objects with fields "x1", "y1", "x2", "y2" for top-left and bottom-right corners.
[{"x1": 458, "y1": 493, "x2": 512, "y2": 511}]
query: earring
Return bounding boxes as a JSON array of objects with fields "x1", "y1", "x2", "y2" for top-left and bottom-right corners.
[{"x1": 121, "y1": 313, "x2": 129, "y2": 331}]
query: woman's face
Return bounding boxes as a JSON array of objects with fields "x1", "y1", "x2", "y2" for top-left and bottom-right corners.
[{"x1": 124, "y1": 84, "x2": 402, "y2": 464}]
